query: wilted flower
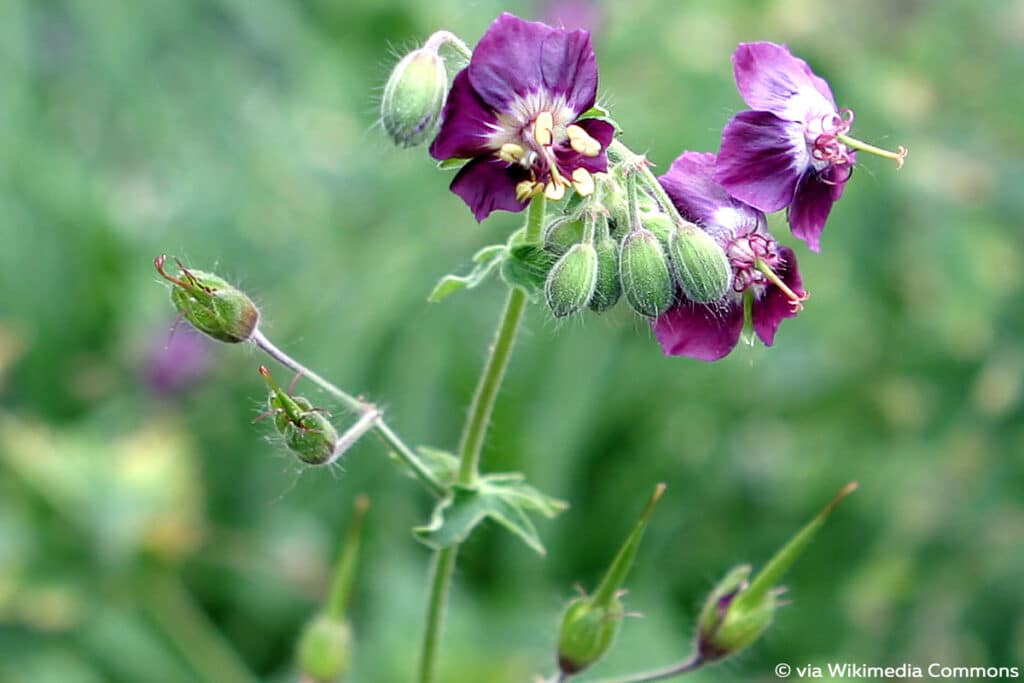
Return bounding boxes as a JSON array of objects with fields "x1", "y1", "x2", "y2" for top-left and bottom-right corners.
[
  {"x1": 654, "y1": 152, "x2": 806, "y2": 361},
  {"x1": 429, "y1": 13, "x2": 614, "y2": 221},
  {"x1": 715, "y1": 42, "x2": 906, "y2": 251}
]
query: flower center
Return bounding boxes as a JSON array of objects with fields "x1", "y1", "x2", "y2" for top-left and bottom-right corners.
[
  {"x1": 806, "y1": 108, "x2": 855, "y2": 172},
  {"x1": 726, "y1": 233, "x2": 806, "y2": 312},
  {"x1": 488, "y1": 93, "x2": 601, "y2": 203}
]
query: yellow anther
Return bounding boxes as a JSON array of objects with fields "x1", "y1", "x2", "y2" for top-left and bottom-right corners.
[
  {"x1": 534, "y1": 111, "x2": 554, "y2": 146},
  {"x1": 516, "y1": 180, "x2": 541, "y2": 202},
  {"x1": 544, "y1": 181, "x2": 566, "y2": 201},
  {"x1": 567, "y1": 124, "x2": 602, "y2": 157},
  {"x1": 498, "y1": 143, "x2": 525, "y2": 164},
  {"x1": 571, "y1": 168, "x2": 595, "y2": 197}
]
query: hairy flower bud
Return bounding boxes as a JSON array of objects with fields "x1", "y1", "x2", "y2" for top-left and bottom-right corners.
[
  {"x1": 546, "y1": 243, "x2": 599, "y2": 318},
  {"x1": 155, "y1": 256, "x2": 259, "y2": 343},
  {"x1": 619, "y1": 229, "x2": 674, "y2": 317},
  {"x1": 668, "y1": 223, "x2": 732, "y2": 304},
  {"x1": 260, "y1": 367, "x2": 340, "y2": 466},
  {"x1": 381, "y1": 47, "x2": 448, "y2": 148},
  {"x1": 588, "y1": 235, "x2": 621, "y2": 312},
  {"x1": 558, "y1": 595, "x2": 624, "y2": 675},
  {"x1": 296, "y1": 613, "x2": 353, "y2": 683},
  {"x1": 544, "y1": 216, "x2": 585, "y2": 255}
]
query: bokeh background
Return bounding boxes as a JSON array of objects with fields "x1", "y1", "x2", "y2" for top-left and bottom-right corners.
[{"x1": 2, "y1": 0, "x2": 1022, "y2": 681}]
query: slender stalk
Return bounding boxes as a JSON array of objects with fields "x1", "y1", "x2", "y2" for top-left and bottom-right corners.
[
  {"x1": 147, "y1": 575, "x2": 258, "y2": 683},
  {"x1": 251, "y1": 329, "x2": 446, "y2": 498},
  {"x1": 608, "y1": 140, "x2": 688, "y2": 229},
  {"x1": 592, "y1": 653, "x2": 705, "y2": 683},
  {"x1": 417, "y1": 195, "x2": 545, "y2": 683},
  {"x1": 424, "y1": 30, "x2": 473, "y2": 61},
  {"x1": 326, "y1": 494, "x2": 370, "y2": 618}
]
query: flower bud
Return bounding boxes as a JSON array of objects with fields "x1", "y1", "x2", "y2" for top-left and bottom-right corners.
[
  {"x1": 668, "y1": 223, "x2": 732, "y2": 304},
  {"x1": 544, "y1": 216, "x2": 585, "y2": 255},
  {"x1": 546, "y1": 243, "x2": 599, "y2": 318},
  {"x1": 619, "y1": 229, "x2": 674, "y2": 317},
  {"x1": 558, "y1": 595, "x2": 624, "y2": 675},
  {"x1": 260, "y1": 367, "x2": 340, "y2": 466},
  {"x1": 155, "y1": 256, "x2": 259, "y2": 343},
  {"x1": 588, "y1": 235, "x2": 621, "y2": 312},
  {"x1": 296, "y1": 613, "x2": 353, "y2": 683},
  {"x1": 640, "y1": 210, "x2": 674, "y2": 247},
  {"x1": 381, "y1": 47, "x2": 448, "y2": 148}
]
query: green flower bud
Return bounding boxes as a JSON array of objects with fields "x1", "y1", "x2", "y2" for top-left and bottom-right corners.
[
  {"x1": 155, "y1": 255, "x2": 259, "y2": 343},
  {"x1": 545, "y1": 243, "x2": 598, "y2": 318},
  {"x1": 619, "y1": 229, "x2": 674, "y2": 317},
  {"x1": 640, "y1": 210, "x2": 674, "y2": 247},
  {"x1": 588, "y1": 235, "x2": 622, "y2": 312},
  {"x1": 697, "y1": 483, "x2": 858, "y2": 662},
  {"x1": 260, "y1": 367, "x2": 340, "y2": 466},
  {"x1": 381, "y1": 47, "x2": 448, "y2": 148},
  {"x1": 297, "y1": 613, "x2": 353, "y2": 683},
  {"x1": 544, "y1": 216, "x2": 585, "y2": 255},
  {"x1": 668, "y1": 223, "x2": 732, "y2": 304},
  {"x1": 558, "y1": 595, "x2": 624, "y2": 675}
]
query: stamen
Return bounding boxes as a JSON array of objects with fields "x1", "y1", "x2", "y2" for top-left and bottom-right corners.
[
  {"x1": 516, "y1": 180, "x2": 542, "y2": 202},
  {"x1": 755, "y1": 259, "x2": 808, "y2": 313},
  {"x1": 836, "y1": 134, "x2": 908, "y2": 170},
  {"x1": 498, "y1": 143, "x2": 525, "y2": 164},
  {"x1": 533, "y1": 111, "x2": 554, "y2": 147},
  {"x1": 571, "y1": 168, "x2": 595, "y2": 197},
  {"x1": 544, "y1": 181, "x2": 566, "y2": 201},
  {"x1": 566, "y1": 124, "x2": 601, "y2": 157}
]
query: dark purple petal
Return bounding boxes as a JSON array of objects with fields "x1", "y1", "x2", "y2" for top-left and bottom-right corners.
[
  {"x1": 469, "y1": 13, "x2": 598, "y2": 113},
  {"x1": 450, "y1": 157, "x2": 530, "y2": 222},
  {"x1": 752, "y1": 247, "x2": 804, "y2": 346},
  {"x1": 659, "y1": 151, "x2": 766, "y2": 233},
  {"x1": 715, "y1": 110, "x2": 807, "y2": 213},
  {"x1": 787, "y1": 163, "x2": 851, "y2": 252},
  {"x1": 429, "y1": 69, "x2": 499, "y2": 161},
  {"x1": 553, "y1": 118, "x2": 614, "y2": 174},
  {"x1": 653, "y1": 301, "x2": 744, "y2": 362},
  {"x1": 732, "y1": 42, "x2": 836, "y2": 120}
]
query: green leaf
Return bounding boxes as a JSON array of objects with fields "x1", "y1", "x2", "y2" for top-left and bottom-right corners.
[
  {"x1": 427, "y1": 245, "x2": 507, "y2": 302},
  {"x1": 413, "y1": 473, "x2": 568, "y2": 555},
  {"x1": 436, "y1": 157, "x2": 470, "y2": 171},
  {"x1": 577, "y1": 104, "x2": 622, "y2": 135},
  {"x1": 500, "y1": 230, "x2": 557, "y2": 296}
]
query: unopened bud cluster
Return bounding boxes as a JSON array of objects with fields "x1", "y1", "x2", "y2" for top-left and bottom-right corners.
[
  {"x1": 260, "y1": 366, "x2": 340, "y2": 466},
  {"x1": 538, "y1": 171, "x2": 731, "y2": 320}
]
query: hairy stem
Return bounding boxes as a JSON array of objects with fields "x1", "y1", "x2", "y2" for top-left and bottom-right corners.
[
  {"x1": 251, "y1": 330, "x2": 446, "y2": 497},
  {"x1": 591, "y1": 653, "x2": 705, "y2": 683},
  {"x1": 417, "y1": 195, "x2": 544, "y2": 683},
  {"x1": 608, "y1": 139, "x2": 689, "y2": 230}
]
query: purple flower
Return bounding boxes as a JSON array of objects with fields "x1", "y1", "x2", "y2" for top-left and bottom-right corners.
[
  {"x1": 429, "y1": 13, "x2": 614, "y2": 221},
  {"x1": 145, "y1": 321, "x2": 212, "y2": 396},
  {"x1": 715, "y1": 42, "x2": 906, "y2": 251},
  {"x1": 654, "y1": 152, "x2": 807, "y2": 361}
]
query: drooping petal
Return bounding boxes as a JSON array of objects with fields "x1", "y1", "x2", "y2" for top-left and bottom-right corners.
[
  {"x1": 450, "y1": 157, "x2": 530, "y2": 222},
  {"x1": 653, "y1": 300, "x2": 744, "y2": 362},
  {"x1": 787, "y1": 163, "x2": 850, "y2": 252},
  {"x1": 429, "y1": 70, "x2": 500, "y2": 161},
  {"x1": 553, "y1": 118, "x2": 614, "y2": 174},
  {"x1": 752, "y1": 247, "x2": 804, "y2": 345},
  {"x1": 715, "y1": 110, "x2": 808, "y2": 213},
  {"x1": 659, "y1": 151, "x2": 766, "y2": 236},
  {"x1": 469, "y1": 13, "x2": 598, "y2": 113},
  {"x1": 732, "y1": 42, "x2": 836, "y2": 121}
]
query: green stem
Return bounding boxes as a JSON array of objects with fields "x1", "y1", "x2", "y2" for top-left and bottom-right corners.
[
  {"x1": 251, "y1": 330, "x2": 446, "y2": 498},
  {"x1": 147, "y1": 575, "x2": 258, "y2": 683},
  {"x1": 590, "y1": 652, "x2": 705, "y2": 683},
  {"x1": 326, "y1": 494, "x2": 370, "y2": 618},
  {"x1": 417, "y1": 195, "x2": 543, "y2": 683},
  {"x1": 608, "y1": 140, "x2": 689, "y2": 230}
]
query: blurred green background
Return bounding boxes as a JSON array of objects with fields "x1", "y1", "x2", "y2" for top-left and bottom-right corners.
[{"x1": 2, "y1": 0, "x2": 1022, "y2": 681}]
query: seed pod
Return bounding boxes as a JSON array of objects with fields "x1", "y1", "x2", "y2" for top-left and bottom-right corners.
[
  {"x1": 640, "y1": 210, "x2": 674, "y2": 248},
  {"x1": 668, "y1": 223, "x2": 732, "y2": 304},
  {"x1": 545, "y1": 243, "x2": 599, "y2": 318},
  {"x1": 261, "y1": 367, "x2": 340, "y2": 466},
  {"x1": 155, "y1": 256, "x2": 259, "y2": 343},
  {"x1": 381, "y1": 47, "x2": 448, "y2": 148},
  {"x1": 588, "y1": 235, "x2": 621, "y2": 312},
  {"x1": 557, "y1": 595, "x2": 624, "y2": 675},
  {"x1": 619, "y1": 229, "x2": 674, "y2": 317},
  {"x1": 296, "y1": 613, "x2": 353, "y2": 683}
]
